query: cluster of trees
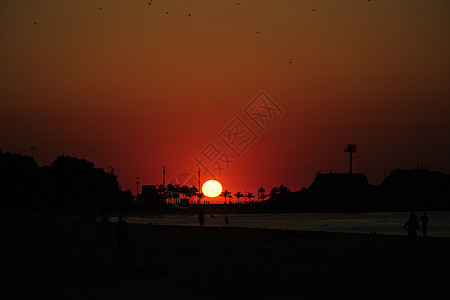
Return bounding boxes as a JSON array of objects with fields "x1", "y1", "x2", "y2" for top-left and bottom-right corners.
[
  {"x1": 153, "y1": 184, "x2": 200, "y2": 205},
  {"x1": 0, "y1": 150, "x2": 133, "y2": 211},
  {"x1": 137, "y1": 183, "x2": 294, "y2": 207},
  {"x1": 141, "y1": 169, "x2": 450, "y2": 212},
  {"x1": 219, "y1": 185, "x2": 291, "y2": 204},
  {"x1": 164, "y1": 184, "x2": 198, "y2": 204}
]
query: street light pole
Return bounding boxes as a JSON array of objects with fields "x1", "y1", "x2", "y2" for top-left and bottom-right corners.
[{"x1": 344, "y1": 144, "x2": 357, "y2": 174}]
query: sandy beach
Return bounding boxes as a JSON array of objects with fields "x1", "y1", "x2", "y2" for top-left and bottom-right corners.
[{"x1": 3, "y1": 215, "x2": 450, "y2": 299}]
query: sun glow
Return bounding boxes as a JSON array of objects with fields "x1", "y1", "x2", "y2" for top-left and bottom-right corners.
[{"x1": 202, "y1": 180, "x2": 223, "y2": 197}]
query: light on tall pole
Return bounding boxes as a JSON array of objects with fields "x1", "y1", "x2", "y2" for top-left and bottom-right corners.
[
  {"x1": 136, "y1": 176, "x2": 141, "y2": 196},
  {"x1": 162, "y1": 166, "x2": 166, "y2": 187},
  {"x1": 344, "y1": 144, "x2": 357, "y2": 174},
  {"x1": 198, "y1": 168, "x2": 201, "y2": 203}
]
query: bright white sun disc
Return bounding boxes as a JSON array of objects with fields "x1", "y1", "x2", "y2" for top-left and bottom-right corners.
[{"x1": 202, "y1": 180, "x2": 223, "y2": 197}]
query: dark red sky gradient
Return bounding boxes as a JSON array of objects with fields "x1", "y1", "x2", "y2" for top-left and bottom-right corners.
[{"x1": 1, "y1": 1, "x2": 449, "y2": 202}]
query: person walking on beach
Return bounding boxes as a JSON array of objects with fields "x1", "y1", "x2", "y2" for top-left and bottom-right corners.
[
  {"x1": 198, "y1": 211, "x2": 205, "y2": 227},
  {"x1": 419, "y1": 212, "x2": 429, "y2": 237},
  {"x1": 404, "y1": 211, "x2": 420, "y2": 257},
  {"x1": 115, "y1": 215, "x2": 128, "y2": 251}
]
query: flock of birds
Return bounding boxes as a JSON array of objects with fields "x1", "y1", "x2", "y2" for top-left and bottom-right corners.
[
  {"x1": 96, "y1": 1, "x2": 245, "y2": 18},
  {"x1": 30, "y1": 1, "x2": 372, "y2": 65},
  {"x1": 95, "y1": 2, "x2": 295, "y2": 64}
]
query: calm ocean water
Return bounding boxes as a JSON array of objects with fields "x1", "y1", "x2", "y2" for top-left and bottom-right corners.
[{"x1": 126, "y1": 211, "x2": 450, "y2": 237}]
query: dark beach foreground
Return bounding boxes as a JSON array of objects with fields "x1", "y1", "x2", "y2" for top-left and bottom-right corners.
[{"x1": 3, "y1": 215, "x2": 450, "y2": 299}]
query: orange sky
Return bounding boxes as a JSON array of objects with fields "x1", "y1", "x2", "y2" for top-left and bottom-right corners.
[{"x1": 1, "y1": 0, "x2": 449, "y2": 202}]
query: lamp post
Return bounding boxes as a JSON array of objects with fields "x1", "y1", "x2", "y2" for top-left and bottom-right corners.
[
  {"x1": 344, "y1": 144, "x2": 356, "y2": 174},
  {"x1": 136, "y1": 176, "x2": 141, "y2": 196}
]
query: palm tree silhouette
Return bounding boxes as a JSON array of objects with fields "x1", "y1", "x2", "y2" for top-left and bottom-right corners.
[
  {"x1": 257, "y1": 187, "x2": 265, "y2": 202},
  {"x1": 234, "y1": 191, "x2": 244, "y2": 204},
  {"x1": 197, "y1": 192, "x2": 204, "y2": 204},
  {"x1": 221, "y1": 189, "x2": 232, "y2": 204},
  {"x1": 180, "y1": 185, "x2": 190, "y2": 198},
  {"x1": 246, "y1": 192, "x2": 255, "y2": 203},
  {"x1": 189, "y1": 186, "x2": 198, "y2": 198},
  {"x1": 173, "y1": 184, "x2": 181, "y2": 204},
  {"x1": 260, "y1": 192, "x2": 267, "y2": 202},
  {"x1": 166, "y1": 183, "x2": 175, "y2": 203}
]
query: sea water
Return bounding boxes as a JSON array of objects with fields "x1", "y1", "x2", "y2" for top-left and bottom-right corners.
[{"x1": 126, "y1": 211, "x2": 450, "y2": 237}]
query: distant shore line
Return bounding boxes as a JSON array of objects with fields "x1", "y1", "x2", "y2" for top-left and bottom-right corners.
[{"x1": 3, "y1": 204, "x2": 449, "y2": 217}]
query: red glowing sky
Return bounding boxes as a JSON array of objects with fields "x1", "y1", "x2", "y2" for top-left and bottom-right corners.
[{"x1": 1, "y1": 0, "x2": 449, "y2": 202}]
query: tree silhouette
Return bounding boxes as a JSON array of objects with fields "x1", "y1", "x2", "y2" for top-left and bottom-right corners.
[
  {"x1": 258, "y1": 187, "x2": 265, "y2": 202},
  {"x1": 50, "y1": 156, "x2": 122, "y2": 205},
  {"x1": 278, "y1": 185, "x2": 290, "y2": 196},
  {"x1": 0, "y1": 149, "x2": 39, "y2": 207},
  {"x1": 172, "y1": 184, "x2": 180, "y2": 204},
  {"x1": 197, "y1": 192, "x2": 204, "y2": 204},
  {"x1": 260, "y1": 192, "x2": 267, "y2": 202},
  {"x1": 268, "y1": 185, "x2": 290, "y2": 201},
  {"x1": 178, "y1": 185, "x2": 199, "y2": 205},
  {"x1": 221, "y1": 189, "x2": 232, "y2": 204},
  {"x1": 166, "y1": 183, "x2": 175, "y2": 204},
  {"x1": 234, "y1": 191, "x2": 244, "y2": 204},
  {"x1": 269, "y1": 187, "x2": 280, "y2": 199},
  {"x1": 246, "y1": 192, "x2": 255, "y2": 203},
  {"x1": 180, "y1": 185, "x2": 190, "y2": 199},
  {"x1": 0, "y1": 153, "x2": 133, "y2": 209},
  {"x1": 189, "y1": 186, "x2": 198, "y2": 202}
]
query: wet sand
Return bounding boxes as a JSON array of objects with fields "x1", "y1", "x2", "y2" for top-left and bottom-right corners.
[{"x1": 3, "y1": 216, "x2": 450, "y2": 299}]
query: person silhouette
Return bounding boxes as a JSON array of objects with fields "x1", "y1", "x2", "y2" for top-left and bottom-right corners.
[
  {"x1": 225, "y1": 214, "x2": 229, "y2": 227},
  {"x1": 115, "y1": 215, "x2": 128, "y2": 251},
  {"x1": 418, "y1": 212, "x2": 429, "y2": 237},
  {"x1": 198, "y1": 211, "x2": 205, "y2": 227},
  {"x1": 403, "y1": 211, "x2": 420, "y2": 257}
]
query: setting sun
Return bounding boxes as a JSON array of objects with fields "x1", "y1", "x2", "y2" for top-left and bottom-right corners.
[{"x1": 202, "y1": 180, "x2": 223, "y2": 197}]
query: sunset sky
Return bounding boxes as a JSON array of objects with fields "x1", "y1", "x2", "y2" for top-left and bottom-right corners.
[{"x1": 1, "y1": 0, "x2": 449, "y2": 202}]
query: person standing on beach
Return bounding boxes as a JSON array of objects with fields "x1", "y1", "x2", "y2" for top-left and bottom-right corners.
[
  {"x1": 404, "y1": 211, "x2": 420, "y2": 257},
  {"x1": 419, "y1": 212, "x2": 429, "y2": 237},
  {"x1": 225, "y1": 214, "x2": 229, "y2": 227},
  {"x1": 198, "y1": 211, "x2": 205, "y2": 227},
  {"x1": 115, "y1": 215, "x2": 128, "y2": 251}
]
